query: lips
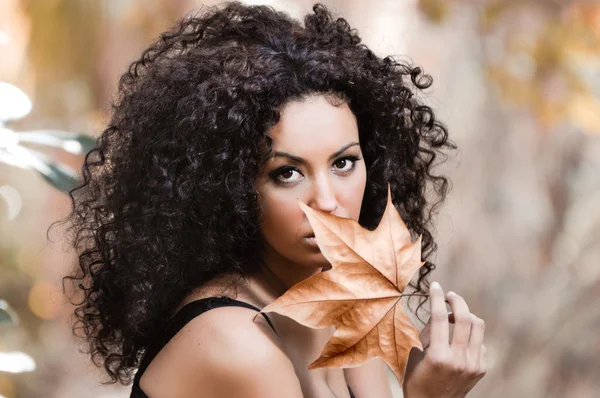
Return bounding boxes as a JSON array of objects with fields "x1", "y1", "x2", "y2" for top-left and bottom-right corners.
[{"x1": 304, "y1": 235, "x2": 319, "y2": 248}]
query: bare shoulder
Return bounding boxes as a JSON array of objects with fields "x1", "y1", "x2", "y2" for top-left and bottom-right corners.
[{"x1": 140, "y1": 305, "x2": 303, "y2": 398}]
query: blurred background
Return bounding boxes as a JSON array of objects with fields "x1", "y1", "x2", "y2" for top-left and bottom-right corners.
[{"x1": 0, "y1": 0, "x2": 598, "y2": 397}]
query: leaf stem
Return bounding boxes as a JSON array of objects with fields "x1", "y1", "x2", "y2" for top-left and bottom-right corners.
[
  {"x1": 400, "y1": 293, "x2": 429, "y2": 298},
  {"x1": 401, "y1": 293, "x2": 450, "y2": 303}
]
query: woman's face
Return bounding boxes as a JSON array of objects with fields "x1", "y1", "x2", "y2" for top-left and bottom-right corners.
[{"x1": 255, "y1": 94, "x2": 367, "y2": 270}]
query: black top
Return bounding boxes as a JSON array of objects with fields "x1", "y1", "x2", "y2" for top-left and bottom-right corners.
[{"x1": 130, "y1": 296, "x2": 356, "y2": 398}]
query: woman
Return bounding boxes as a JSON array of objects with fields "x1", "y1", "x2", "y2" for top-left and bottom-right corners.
[{"x1": 57, "y1": 2, "x2": 486, "y2": 397}]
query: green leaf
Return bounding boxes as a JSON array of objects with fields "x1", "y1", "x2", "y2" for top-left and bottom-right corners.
[
  {"x1": 4, "y1": 146, "x2": 80, "y2": 193},
  {"x1": 17, "y1": 130, "x2": 97, "y2": 154},
  {"x1": 38, "y1": 161, "x2": 80, "y2": 193},
  {"x1": 0, "y1": 300, "x2": 18, "y2": 325}
]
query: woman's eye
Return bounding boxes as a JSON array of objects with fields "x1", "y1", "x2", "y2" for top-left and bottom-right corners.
[
  {"x1": 333, "y1": 156, "x2": 360, "y2": 172},
  {"x1": 273, "y1": 168, "x2": 303, "y2": 184}
]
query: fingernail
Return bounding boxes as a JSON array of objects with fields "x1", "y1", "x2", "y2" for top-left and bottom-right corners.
[
  {"x1": 431, "y1": 281, "x2": 441, "y2": 290},
  {"x1": 447, "y1": 291, "x2": 456, "y2": 297}
]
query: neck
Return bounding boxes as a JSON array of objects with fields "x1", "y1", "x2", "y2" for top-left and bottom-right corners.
[{"x1": 246, "y1": 243, "x2": 326, "y2": 307}]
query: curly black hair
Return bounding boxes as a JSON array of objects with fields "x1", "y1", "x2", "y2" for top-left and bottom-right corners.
[{"x1": 51, "y1": 1, "x2": 456, "y2": 385}]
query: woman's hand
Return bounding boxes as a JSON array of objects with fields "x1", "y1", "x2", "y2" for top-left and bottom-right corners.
[{"x1": 403, "y1": 282, "x2": 487, "y2": 398}]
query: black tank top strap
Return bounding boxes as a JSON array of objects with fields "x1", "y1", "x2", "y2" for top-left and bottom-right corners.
[
  {"x1": 161, "y1": 296, "x2": 277, "y2": 347},
  {"x1": 133, "y1": 296, "x2": 277, "y2": 389}
]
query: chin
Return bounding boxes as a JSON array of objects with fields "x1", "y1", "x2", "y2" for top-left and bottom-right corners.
[{"x1": 302, "y1": 251, "x2": 331, "y2": 268}]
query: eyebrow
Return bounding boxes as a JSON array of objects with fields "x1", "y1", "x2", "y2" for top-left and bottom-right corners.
[{"x1": 270, "y1": 142, "x2": 360, "y2": 164}]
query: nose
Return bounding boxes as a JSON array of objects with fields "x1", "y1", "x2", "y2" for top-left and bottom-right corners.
[{"x1": 307, "y1": 177, "x2": 339, "y2": 214}]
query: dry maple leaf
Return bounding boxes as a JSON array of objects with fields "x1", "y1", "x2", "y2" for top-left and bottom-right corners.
[{"x1": 257, "y1": 183, "x2": 426, "y2": 385}]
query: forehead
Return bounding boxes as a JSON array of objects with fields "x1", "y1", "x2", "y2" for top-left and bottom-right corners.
[{"x1": 267, "y1": 95, "x2": 359, "y2": 151}]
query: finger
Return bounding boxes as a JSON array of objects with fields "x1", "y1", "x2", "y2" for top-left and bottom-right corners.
[
  {"x1": 468, "y1": 314, "x2": 485, "y2": 363},
  {"x1": 428, "y1": 281, "x2": 449, "y2": 353},
  {"x1": 479, "y1": 344, "x2": 487, "y2": 376},
  {"x1": 446, "y1": 291, "x2": 472, "y2": 350},
  {"x1": 421, "y1": 312, "x2": 454, "y2": 350}
]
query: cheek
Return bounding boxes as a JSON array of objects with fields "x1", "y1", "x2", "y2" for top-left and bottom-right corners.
[
  {"x1": 260, "y1": 192, "x2": 304, "y2": 240},
  {"x1": 341, "y1": 169, "x2": 367, "y2": 219}
]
